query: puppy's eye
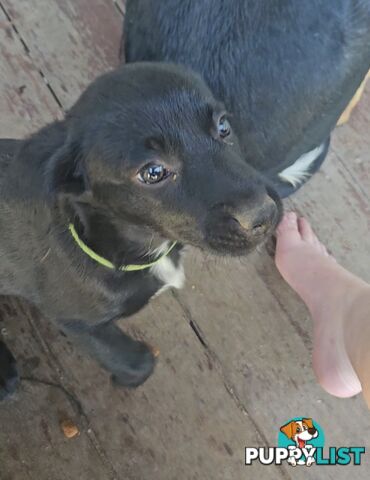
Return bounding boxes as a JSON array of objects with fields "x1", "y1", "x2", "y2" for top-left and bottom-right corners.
[
  {"x1": 138, "y1": 164, "x2": 170, "y2": 185},
  {"x1": 296, "y1": 428, "x2": 301, "y2": 433},
  {"x1": 217, "y1": 116, "x2": 231, "y2": 139}
]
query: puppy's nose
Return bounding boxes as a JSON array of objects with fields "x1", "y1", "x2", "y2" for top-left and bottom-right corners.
[
  {"x1": 233, "y1": 195, "x2": 279, "y2": 237},
  {"x1": 308, "y1": 428, "x2": 317, "y2": 435}
]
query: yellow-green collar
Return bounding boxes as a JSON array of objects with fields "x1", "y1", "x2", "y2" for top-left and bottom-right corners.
[{"x1": 69, "y1": 223, "x2": 177, "y2": 272}]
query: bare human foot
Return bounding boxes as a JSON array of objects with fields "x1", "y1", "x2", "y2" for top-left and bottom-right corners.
[{"x1": 275, "y1": 212, "x2": 367, "y2": 400}]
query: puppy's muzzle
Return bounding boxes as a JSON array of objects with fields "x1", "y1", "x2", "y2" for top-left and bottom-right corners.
[
  {"x1": 204, "y1": 193, "x2": 281, "y2": 255},
  {"x1": 232, "y1": 194, "x2": 279, "y2": 239}
]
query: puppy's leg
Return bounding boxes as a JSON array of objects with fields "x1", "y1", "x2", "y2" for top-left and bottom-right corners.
[
  {"x1": 0, "y1": 339, "x2": 19, "y2": 400},
  {"x1": 59, "y1": 321, "x2": 156, "y2": 388}
]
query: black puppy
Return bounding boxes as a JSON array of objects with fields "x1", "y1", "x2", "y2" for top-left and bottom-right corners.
[
  {"x1": 123, "y1": 0, "x2": 370, "y2": 197},
  {"x1": 0, "y1": 63, "x2": 281, "y2": 398}
]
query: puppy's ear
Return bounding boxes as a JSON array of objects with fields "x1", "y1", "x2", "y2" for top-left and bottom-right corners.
[
  {"x1": 46, "y1": 140, "x2": 90, "y2": 197},
  {"x1": 302, "y1": 418, "x2": 314, "y2": 429},
  {"x1": 280, "y1": 422, "x2": 294, "y2": 439}
]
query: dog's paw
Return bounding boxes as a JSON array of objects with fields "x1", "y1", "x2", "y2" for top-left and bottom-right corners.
[
  {"x1": 111, "y1": 343, "x2": 156, "y2": 389},
  {"x1": 0, "y1": 340, "x2": 19, "y2": 401}
]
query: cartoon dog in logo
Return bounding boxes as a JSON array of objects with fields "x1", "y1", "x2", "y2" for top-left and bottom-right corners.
[{"x1": 280, "y1": 418, "x2": 319, "y2": 467}]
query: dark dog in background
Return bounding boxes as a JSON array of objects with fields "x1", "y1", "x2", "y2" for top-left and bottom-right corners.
[
  {"x1": 0, "y1": 63, "x2": 281, "y2": 399},
  {"x1": 123, "y1": 0, "x2": 370, "y2": 197}
]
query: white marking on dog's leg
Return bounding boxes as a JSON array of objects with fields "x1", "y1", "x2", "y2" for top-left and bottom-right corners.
[{"x1": 278, "y1": 143, "x2": 325, "y2": 188}]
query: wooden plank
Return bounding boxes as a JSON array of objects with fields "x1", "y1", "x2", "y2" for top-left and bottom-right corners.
[
  {"x1": 17, "y1": 294, "x2": 288, "y2": 480},
  {"x1": 333, "y1": 84, "x2": 370, "y2": 200},
  {"x1": 175, "y1": 150, "x2": 370, "y2": 479},
  {"x1": 290, "y1": 150, "x2": 370, "y2": 282},
  {"x1": 0, "y1": 9, "x2": 62, "y2": 137},
  {"x1": 0, "y1": 298, "x2": 114, "y2": 480},
  {"x1": 1, "y1": 0, "x2": 123, "y2": 109},
  {"x1": 176, "y1": 269, "x2": 370, "y2": 478},
  {"x1": 113, "y1": 0, "x2": 126, "y2": 15}
]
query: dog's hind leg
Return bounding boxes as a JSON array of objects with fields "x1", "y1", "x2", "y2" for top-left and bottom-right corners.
[
  {"x1": 58, "y1": 320, "x2": 156, "y2": 388},
  {"x1": 0, "y1": 339, "x2": 19, "y2": 400}
]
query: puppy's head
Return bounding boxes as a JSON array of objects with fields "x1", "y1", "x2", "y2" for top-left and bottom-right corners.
[{"x1": 51, "y1": 63, "x2": 282, "y2": 256}]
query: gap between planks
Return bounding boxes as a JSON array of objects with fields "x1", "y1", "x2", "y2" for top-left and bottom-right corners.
[
  {"x1": 16, "y1": 301, "x2": 120, "y2": 479},
  {"x1": 112, "y1": 0, "x2": 125, "y2": 15},
  {"x1": 0, "y1": 0, "x2": 65, "y2": 111},
  {"x1": 171, "y1": 291, "x2": 293, "y2": 480}
]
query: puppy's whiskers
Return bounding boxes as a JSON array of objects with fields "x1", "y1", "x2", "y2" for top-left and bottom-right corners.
[{"x1": 143, "y1": 234, "x2": 155, "y2": 258}]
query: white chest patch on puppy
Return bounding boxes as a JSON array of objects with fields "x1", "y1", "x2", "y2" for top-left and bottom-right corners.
[{"x1": 150, "y1": 242, "x2": 185, "y2": 295}]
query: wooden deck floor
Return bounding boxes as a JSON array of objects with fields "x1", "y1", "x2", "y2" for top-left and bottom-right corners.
[{"x1": 0, "y1": 1, "x2": 369, "y2": 479}]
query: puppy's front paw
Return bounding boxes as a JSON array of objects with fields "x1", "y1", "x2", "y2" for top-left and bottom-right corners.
[
  {"x1": 0, "y1": 340, "x2": 19, "y2": 401},
  {"x1": 111, "y1": 342, "x2": 156, "y2": 389}
]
